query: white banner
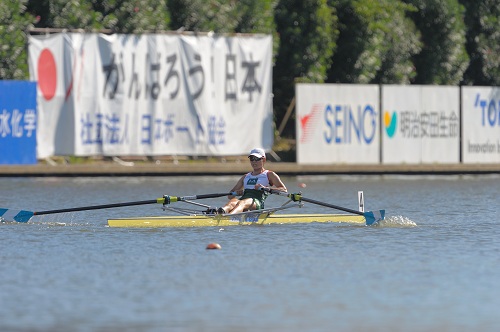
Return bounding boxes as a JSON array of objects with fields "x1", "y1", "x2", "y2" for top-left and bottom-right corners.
[
  {"x1": 296, "y1": 84, "x2": 380, "y2": 165},
  {"x1": 462, "y1": 86, "x2": 500, "y2": 163},
  {"x1": 29, "y1": 33, "x2": 273, "y2": 158},
  {"x1": 382, "y1": 85, "x2": 460, "y2": 164}
]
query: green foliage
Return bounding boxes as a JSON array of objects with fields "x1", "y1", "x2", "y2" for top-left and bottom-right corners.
[
  {"x1": 168, "y1": 0, "x2": 237, "y2": 32},
  {"x1": 167, "y1": 0, "x2": 278, "y2": 58},
  {"x1": 273, "y1": 0, "x2": 337, "y2": 133},
  {"x1": 168, "y1": 0, "x2": 274, "y2": 34},
  {"x1": 460, "y1": 0, "x2": 500, "y2": 85},
  {"x1": 49, "y1": 1, "x2": 101, "y2": 29},
  {"x1": 369, "y1": 1, "x2": 421, "y2": 84},
  {"x1": 274, "y1": 0, "x2": 336, "y2": 83},
  {"x1": 28, "y1": 0, "x2": 170, "y2": 32},
  {"x1": 98, "y1": 0, "x2": 170, "y2": 33},
  {"x1": 0, "y1": 0, "x2": 34, "y2": 79},
  {"x1": 403, "y1": 0, "x2": 469, "y2": 85},
  {"x1": 328, "y1": 0, "x2": 421, "y2": 84}
]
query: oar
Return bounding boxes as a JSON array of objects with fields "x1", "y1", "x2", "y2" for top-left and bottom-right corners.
[
  {"x1": 263, "y1": 188, "x2": 385, "y2": 225},
  {"x1": 0, "y1": 192, "x2": 233, "y2": 223}
]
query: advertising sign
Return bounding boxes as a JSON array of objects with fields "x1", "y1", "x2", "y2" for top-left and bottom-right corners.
[
  {"x1": 382, "y1": 85, "x2": 460, "y2": 164},
  {"x1": 462, "y1": 86, "x2": 500, "y2": 163},
  {"x1": 296, "y1": 84, "x2": 380, "y2": 164},
  {"x1": 0, "y1": 81, "x2": 37, "y2": 164},
  {"x1": 29, "y1": 32, "x2": 273, "y2": 157}
]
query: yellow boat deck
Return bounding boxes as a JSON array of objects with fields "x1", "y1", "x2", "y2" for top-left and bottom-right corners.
[{"x1": 107, "y1": 213, "x2": 366, "y2": 228}]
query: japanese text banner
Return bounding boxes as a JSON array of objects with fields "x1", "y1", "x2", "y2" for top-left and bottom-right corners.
[
  {"x1": 0, "y1": 81, "x2": 37, "y2": 164},
  {"x1": 382, "y1": 85, "x2": 460, "y2": 164},
  {"x1": 28, "y1": 33, "x2": 273, "y2": 158}
]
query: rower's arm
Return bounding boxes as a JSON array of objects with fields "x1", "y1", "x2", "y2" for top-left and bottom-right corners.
[
  {"x1": 228, "y1": 176, "x2": 245, "y2": 198},
  {"x1": 268, "y1": 171, "x2": 287, "y2": 192}
]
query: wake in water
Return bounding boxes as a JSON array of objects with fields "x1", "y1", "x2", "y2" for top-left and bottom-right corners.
[
  {"x1": 376, "y1": 215, "x2": 417, "y2": 227},
  {"x1": 28, "y1": 214, "x2": 97, "y2": 227}
]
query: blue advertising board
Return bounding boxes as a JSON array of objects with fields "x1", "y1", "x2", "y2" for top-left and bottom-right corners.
[{"x1": 0, "y1": 81, "x2": 37, "y2": 164}]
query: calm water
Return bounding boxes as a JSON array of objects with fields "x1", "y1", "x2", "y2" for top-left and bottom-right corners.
[{"x1": 1, "y1": 175, "x2": 499, "y2": 331}]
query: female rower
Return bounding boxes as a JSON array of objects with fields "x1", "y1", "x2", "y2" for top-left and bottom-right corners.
[{"x1": 218, "y1": 148, "x2": 287, "y2": 214}]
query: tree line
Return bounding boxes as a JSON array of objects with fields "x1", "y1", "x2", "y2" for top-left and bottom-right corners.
[{"x1": 1, "y1": 0, "x2": 499, "y2": 138}]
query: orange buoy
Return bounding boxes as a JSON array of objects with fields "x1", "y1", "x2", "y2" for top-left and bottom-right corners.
[
  {"x1": 206, "y1": 243, "x2": 221, "y2": 250},
  {"x1": 298, "y1": 182, "x2": 307, "y2": 188}
]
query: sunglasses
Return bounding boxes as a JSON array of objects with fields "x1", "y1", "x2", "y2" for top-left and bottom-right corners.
[{"x1": 248, "y1": 156, "x2": 263, "y2": 161}]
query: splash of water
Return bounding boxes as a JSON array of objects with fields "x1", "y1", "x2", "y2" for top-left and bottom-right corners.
[
  {"x1": 377, "y1": 215, "x2": 417, "y2": 227},
  {"x1": 33, "y1": 214, "x2": 88, "y2": 227}
]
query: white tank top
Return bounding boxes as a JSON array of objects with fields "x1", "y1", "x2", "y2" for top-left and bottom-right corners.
[{"x1": 243, "y1": 170, "x2": 271, "y2": 190}]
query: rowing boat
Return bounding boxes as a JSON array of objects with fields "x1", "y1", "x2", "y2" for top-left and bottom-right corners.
[
  {"x1": 1, "y1": 190, "x2": 385, "y2": 226},
  {"x1": 107, "y1": 213, "x2": 366, "y2": 228},
  {"x1": 107, "y1": 189, "x2": 384, "y2": 227}
]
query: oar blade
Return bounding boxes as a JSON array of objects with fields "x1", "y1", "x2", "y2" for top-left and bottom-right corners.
[
  {"x1": 0, "y1": 208, "x2": 35, "y2": 223},
  {"x1": 364, "y1": 209, "x2": 385, "y2": 226}
]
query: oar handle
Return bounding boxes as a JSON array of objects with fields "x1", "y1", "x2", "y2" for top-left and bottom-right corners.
[
  {"x1": 163, "y1": 192, "x2": 234, "y2": 204},
  {"x1": 260, "y1": 187, "x2": 288, "y2": 196},
  {"x1": 172, "y1": 192, "x2": 235, "y2": 201}
]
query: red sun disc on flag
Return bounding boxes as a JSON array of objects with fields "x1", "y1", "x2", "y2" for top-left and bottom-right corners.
[{"x1": 37, "y1": 48, "x2": 57, "y2": 101}]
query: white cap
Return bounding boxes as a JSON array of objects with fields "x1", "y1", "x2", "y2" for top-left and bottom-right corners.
[{"x1": 248, "y1": 148, "x2": 266, "y2": 159}]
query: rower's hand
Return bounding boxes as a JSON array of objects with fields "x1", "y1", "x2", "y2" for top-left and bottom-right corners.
[
  {"x1": 228, "y1": 190, "x2": 243, "y2": 198},
  {"x1": 259, "y1": 187, "x2": 286, "y2": 195},
  {"x1": 257, "y1": 185, "x2": 272, "y2": 193}
]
